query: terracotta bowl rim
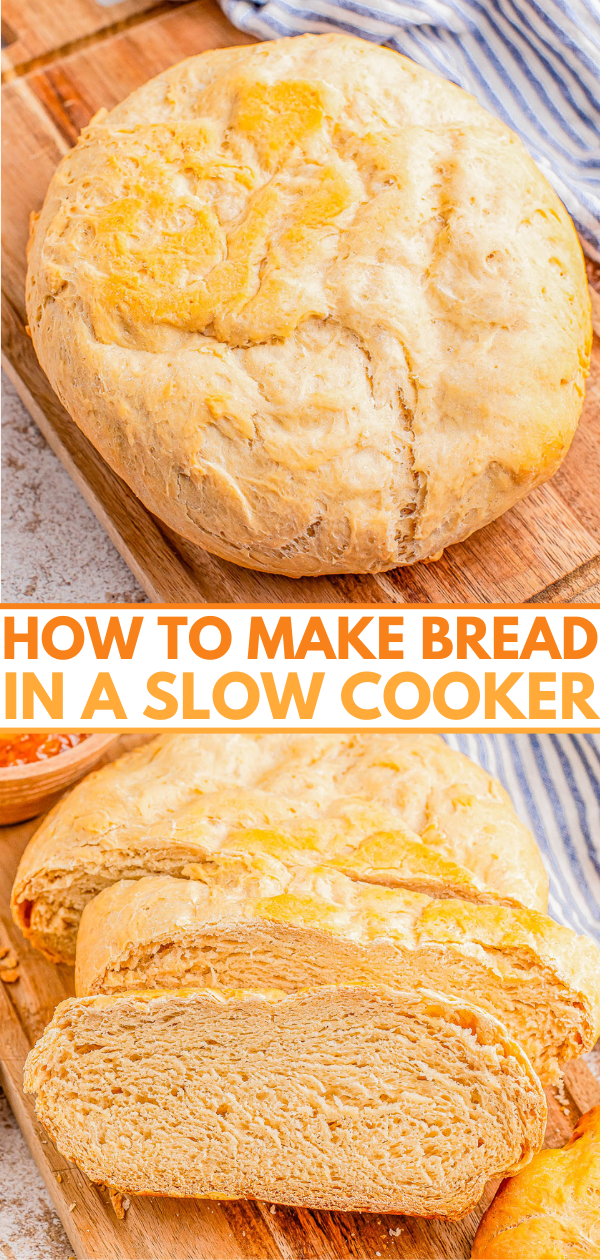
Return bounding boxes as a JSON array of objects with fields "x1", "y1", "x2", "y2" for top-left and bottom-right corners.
[{"x1": 0, "y1": 734, "x2": 118, "y2": 782}]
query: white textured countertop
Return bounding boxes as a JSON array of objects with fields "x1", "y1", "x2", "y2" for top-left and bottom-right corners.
[
  {"x1": 0, "y1": 1088, "x2": 73, "y2": 1259},
  {"x1": 1, "y1": 373, "x2": 146, "y2": 604}
]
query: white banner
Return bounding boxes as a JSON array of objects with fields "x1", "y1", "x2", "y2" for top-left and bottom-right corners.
[{"x1": 1, "y1": 604, "x2": 599, "y2": 731}]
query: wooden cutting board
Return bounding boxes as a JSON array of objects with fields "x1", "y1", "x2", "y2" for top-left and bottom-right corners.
[
  {"x1": 2, "y1": 0, "x2": 600, "y2": 604},
  {"x1": 1, "y1": 737, "x2": 600, "y2": 1260}
]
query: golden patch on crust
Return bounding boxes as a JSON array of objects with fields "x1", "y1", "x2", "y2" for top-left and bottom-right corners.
[
  {"x1": 233, "y1": 79, "x2": 327, "y2": 166},
  {"x1": 89, "y1": 126, "x2": 358, "y2": 345}
]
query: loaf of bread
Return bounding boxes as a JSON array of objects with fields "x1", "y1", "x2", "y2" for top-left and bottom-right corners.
[
  {"x1": 24, "y1": 984, "x2": 546, "y2": 1215},
  {"x1": 11, "y1": 733, "x2": 548, "y2": 962},
  {"x1": 75, "y1": 870, "x2": 600, "y2": 1084},
  {"x1": 472, "y1": 1106, "x2": 600, "y2": 1258},
  {"x1": 25, "y1": 35, "x2": 591, "y2": 576}
]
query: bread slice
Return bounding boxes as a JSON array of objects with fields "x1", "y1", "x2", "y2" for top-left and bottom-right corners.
[
  {"x1": 75, "y1": 870, "x2": 600, "y2": 1084},
  {"x1": 11, "y1": 733, "x2": 548, "y2": 963},
  {"x1": 24, "y1": 984, "x2": 546, "y2": 1216},
  {"x1": 472, "y1": 1105, "x2": 600, "y2": 1257}
]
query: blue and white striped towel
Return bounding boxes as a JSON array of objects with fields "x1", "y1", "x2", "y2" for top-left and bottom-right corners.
[
  {"x1": 219, "y1": 0, "x2": 600, "y2": 260},
  {"x1": 443, "y1": 734, "x2": 600, "y2": 944}
]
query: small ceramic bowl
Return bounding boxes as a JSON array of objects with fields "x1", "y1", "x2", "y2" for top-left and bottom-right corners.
[{"x1": 0, "y1": 735, "x2": 118, "y2": 825}]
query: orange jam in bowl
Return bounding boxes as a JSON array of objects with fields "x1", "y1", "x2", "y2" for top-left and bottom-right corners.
[{"x1": 0, "y1": 734, "x2": 89, "y2": 768}]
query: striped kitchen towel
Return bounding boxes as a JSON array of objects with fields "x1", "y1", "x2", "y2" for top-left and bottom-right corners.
[
  {"x1": 444, "y1": 734, "x2": 600, "y2": 944},
  {"x1": 218, "y1": 0, "x2": 600, "y2": 260}
]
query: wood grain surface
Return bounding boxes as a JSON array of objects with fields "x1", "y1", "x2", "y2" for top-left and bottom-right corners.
[
  {"x1": 2, "y1": 0, "x2": 600, "y2": 605},
  {"x1": 1, "y1": 736, "x2": 599, "y2": 1260},
  {"x1": 0, "y1": 0, "x2": 172, "y2": 79}
]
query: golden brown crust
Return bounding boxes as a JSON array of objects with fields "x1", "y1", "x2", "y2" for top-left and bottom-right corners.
[
  {"x1": 74, "y1": 869, "x2": 600, "y2": 1082},
  {"x1": 25, "y1": 35, "x2": 591, "y2": 576},
  {"x1": 11, "y1": 734, "x2": 548, "y2": 962},
  {"x1": 471, "y1": 1106, "x2": 600, "y2": 1258},
  {"x1": 24, "y1": 983, "x2": 546, "y2": 1215}
]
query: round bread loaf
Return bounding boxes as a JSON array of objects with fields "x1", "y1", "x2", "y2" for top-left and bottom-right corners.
[{"x1": 26, "y1": 35, "x2": 591, "y2": 575}]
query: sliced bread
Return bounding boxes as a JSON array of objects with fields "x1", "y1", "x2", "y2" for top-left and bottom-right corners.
[
  {"x1": 75, "y1": 869, "x2": 600, "y2": 1083},
  {"x1": 24, "y1": 984, "x2": 546, "y2": 1216}
]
